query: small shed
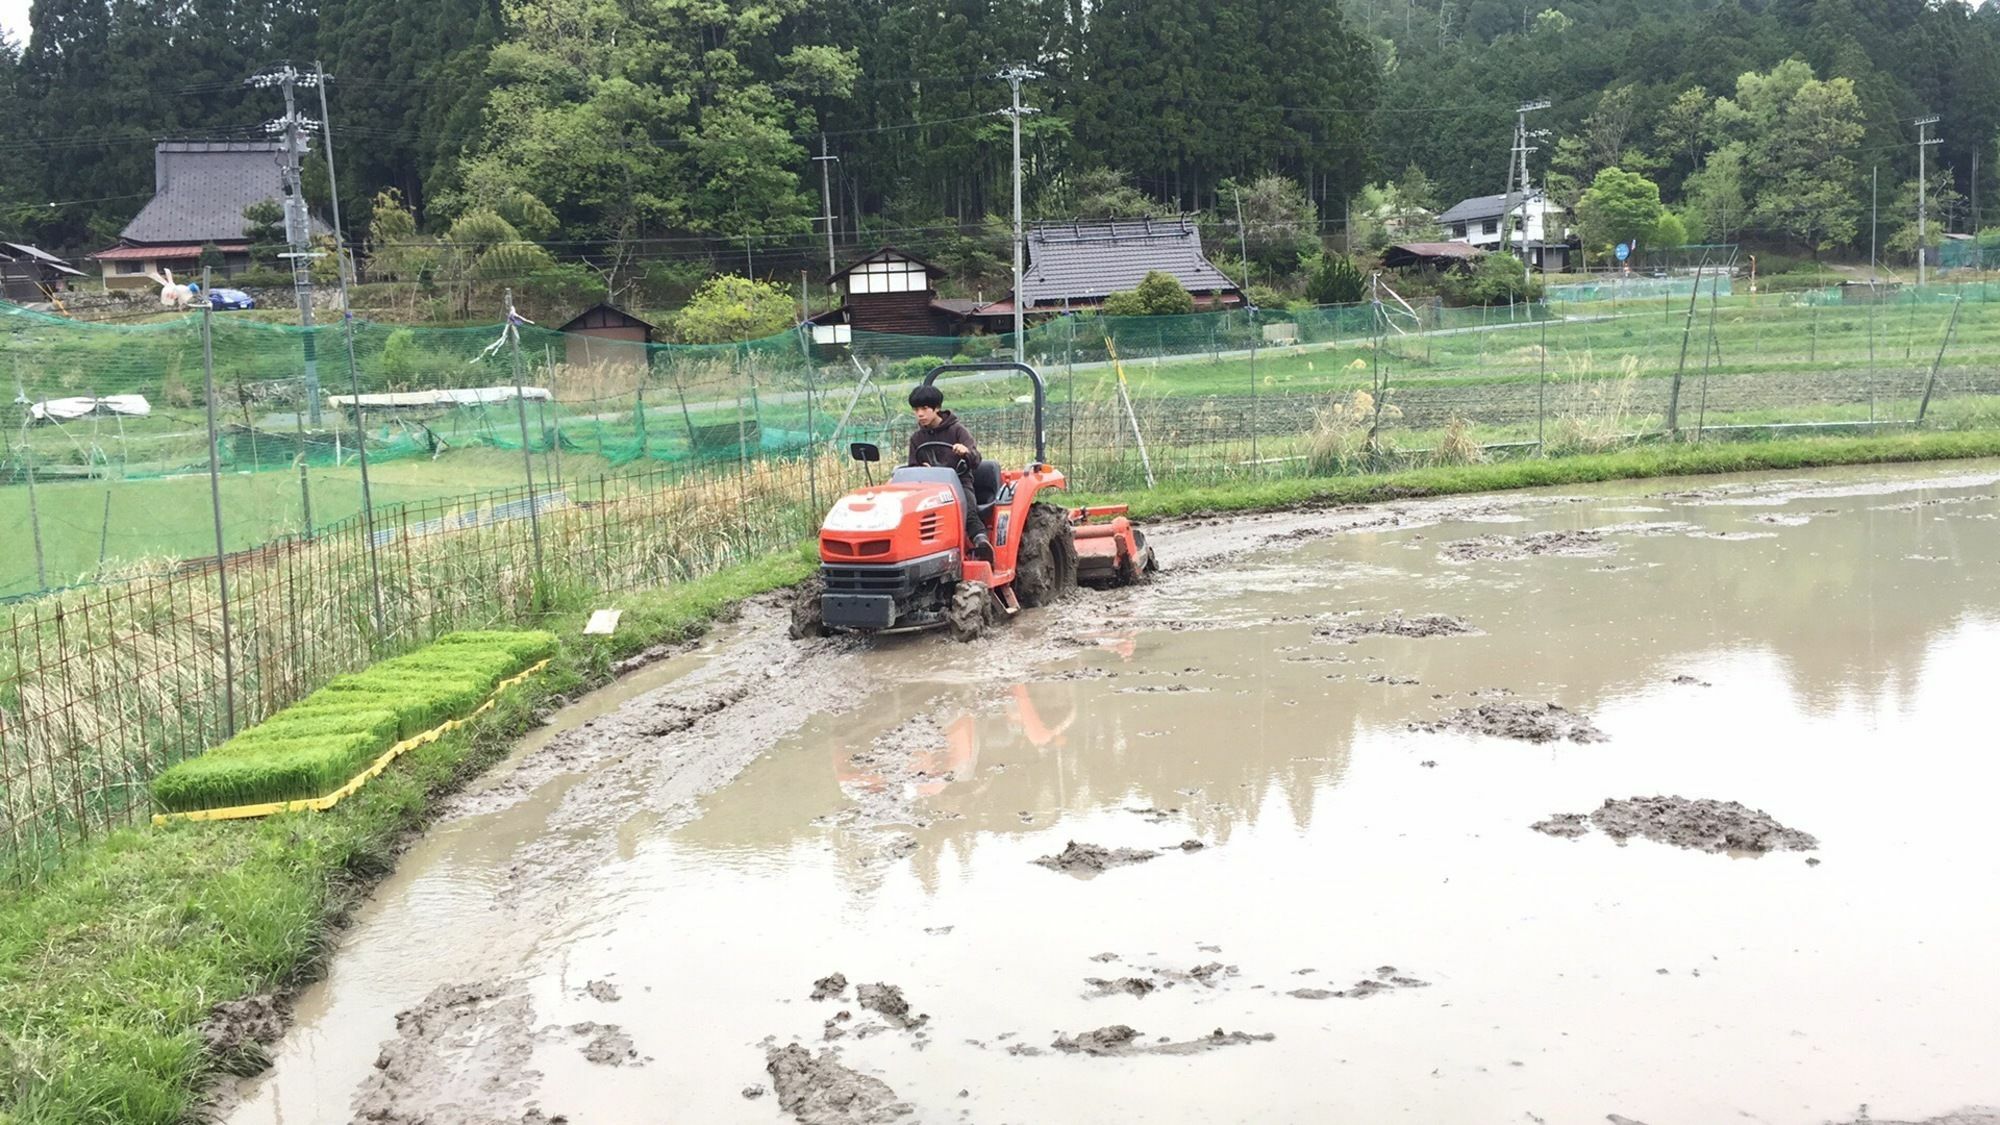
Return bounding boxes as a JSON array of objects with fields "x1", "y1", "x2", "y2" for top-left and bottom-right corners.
[
  {"x1": 557, "y1": 302, "x2": 656, "y2": 370},
  {"x1": 1383, "y1": 242, "x2": 1485, "y2": 273},
  {"x1": 1, "y1": 242, "x2": 85, "y2": 302}
]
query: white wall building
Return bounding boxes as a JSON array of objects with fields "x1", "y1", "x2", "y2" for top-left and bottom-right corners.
[{"x1": 1437, "y1": 191, "x2": 1569, "y2": 271}]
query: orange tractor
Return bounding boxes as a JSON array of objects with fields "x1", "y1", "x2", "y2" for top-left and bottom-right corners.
[{"x1": 791, "y1": 362, "x2": 1156, "y2": 641}]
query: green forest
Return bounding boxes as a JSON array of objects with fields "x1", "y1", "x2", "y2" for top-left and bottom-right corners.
[{"x1": 3, "y1": 0, "x2": 2000, "y2": 307}]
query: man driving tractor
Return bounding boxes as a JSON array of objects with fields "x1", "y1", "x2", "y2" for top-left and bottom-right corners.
[{"x1": 907, "y1": 384, "x2": 992, "y2": 557}]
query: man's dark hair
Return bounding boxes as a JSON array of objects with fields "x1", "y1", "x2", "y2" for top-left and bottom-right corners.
[{"x1": 908, "y1": 385, "x2": 944, "y2": 410}]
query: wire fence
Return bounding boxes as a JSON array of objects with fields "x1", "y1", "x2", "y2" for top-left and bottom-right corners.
[{"x1": 4, "y1": 280, "x2": 1999, "y2": 883}]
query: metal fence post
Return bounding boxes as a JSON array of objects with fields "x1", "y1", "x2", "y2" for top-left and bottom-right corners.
[
  {"x1": 1916, "y1": 296, "x2": 1964, "y2": 425},
  {"x1": 18, "y1": 413, "x2": 47, "y2": 593},
  {"x1": 503, "y1": 289, "x2": 546, "y2": 596},
  {"x1": 200, "y1": 267, "x2": 238, "y2": 737},
  {"x1": 1666, "y1": 264, "x2": 1706, "y2": 436}
]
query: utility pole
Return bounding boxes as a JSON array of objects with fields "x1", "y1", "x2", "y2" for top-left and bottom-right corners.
[
  {"x1": 1235, "y1": 187, "x2": 1251, "y2": 294},
  {"x1": 1917, "y1": 114, "x2": 1941, "y2": 287},
  {"x1": 997, "y1": 64, "x2": 1042, "y2": 359},
  {"x1": 313, "y1": 60, "x2": 385, "y2": 636},
  {"x1": 1500, "y1": 99, "x2": 1549, "y2": 257},
  {"x1": 249, "y1": 62, "x2": 323, "y2": 425},
  {"x1": 813, "y1": 135, "x2": 840, "y2": 276},
  {"x1": 1871, "y1": 165, "x2": 1879, "y2": 283}
]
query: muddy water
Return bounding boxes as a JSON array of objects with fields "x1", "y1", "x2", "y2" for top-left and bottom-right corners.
[{"x1": 226, "y1": 462, "x2": 2000, "y2": 1125}]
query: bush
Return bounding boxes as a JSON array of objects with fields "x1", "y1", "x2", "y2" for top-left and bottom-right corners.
[
  {"x1": 1100, "y1": 271, "x2": 1197, "y2": 317},
  {"x1": 887, "y1": 355, "x2": 951, "y2": 386},
  {"x1": 673, "y1": 275, "x2": 798, "y2": 343},
  {"x1": 1305, "y1": 254, "x2": 1367, "y2": 305},
  {"x1": 1442, "y1": 253, "x2": 1544, "y2": 306}
]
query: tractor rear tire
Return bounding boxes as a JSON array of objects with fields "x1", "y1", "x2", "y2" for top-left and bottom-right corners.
[
  {"x1": 1015, "y1": 503, "x2": 1078, "y2": 609},
  {"x1": 948, "y1": 581, "x2": 992, "y2": 643},
  {"x1": 789, "y1": 576, "x2": 831, "y2": 639}
]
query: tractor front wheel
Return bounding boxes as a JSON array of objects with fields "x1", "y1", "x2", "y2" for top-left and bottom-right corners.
[
  {"x1": 1014, "y1": 503, "x2": 1078, "y2": 608},
  {"x1": 947, "y1": 581, "x2": 993, "y2": 642},
  {"x1": 789, "y1": 576, "x2": 831, "y2": 639}
]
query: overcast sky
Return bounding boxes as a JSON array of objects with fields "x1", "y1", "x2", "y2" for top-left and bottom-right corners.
[{"x1": 0, "y1": 0, "x2": 30, "y2": 48}]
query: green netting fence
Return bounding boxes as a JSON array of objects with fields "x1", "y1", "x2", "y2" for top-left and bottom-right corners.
[{"x1": 8, "y1": 284, "x2": 2000, "y2": 602}]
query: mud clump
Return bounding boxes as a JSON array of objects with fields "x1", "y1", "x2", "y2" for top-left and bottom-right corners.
[
  {"x1": 1146, "y1": 961, "x2": 1237, "y2": 989},
  {"x1": 1442, "y1": 529, "x2": 1612, "y2": 562},
  {"x1": 1531, "y1": 813, "x2": 1591, "y2": 838},
  {"x1": 811, "y1": 973, "x2": 850, "y2": 1001},
  {"x1": 1589, "y1": 796, "x2": 1817, "y2": 854},
  {"x1": 1051, "y1": 1025, "x2": 1274, "y2": 1056},
  {"x1": 1411, "y1": 701, "x2": 1606, "y2": 744},
  {"x1": 201, "y1": 993, "x2": 286, "y2": 1075},
  {"x1": 1052, "y1": 1025, "x2": 1141, "y2": 1054},
  {"x1": 1033, "y1": 841, "x2": 1158, "y2": 876},
  {"x1": 1315, "y1": 614, "x2": 1478, "y2": 644},
  {"x1": 1669, "y1": 674, "x2": 1712, "y2": 686},
  {"x1": 856, "y1": 982, "x2": 927, "y2": 1030},
  {"x1": 764, "y1": 1044, "x2": 913, "y2": 1124},
  {"x1": 1085, "y1": 976, "x2": 1158, "y2": 998},
  {"x1": 566, "y1": 1022, "x2": 638, "y2": 1066},
  {"x1": 584, "y1": 980, "x2": 620, "y2": 1003},
  {"x1": 1290, "y1": 965, "x2": 1430, "y2": 999},
  {"x1": 354, "y1": 981, "x2": 541, "y2": 1124}
]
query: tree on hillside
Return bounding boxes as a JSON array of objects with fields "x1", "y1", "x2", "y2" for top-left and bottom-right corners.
[
  {"x1": 1100, "y1": 271, "x2": 1196, "y2": 317},
  {"x1": 1885, "y1": 168, "x2": 1967, "y2": 259},
  {"x1": 242, "y1": 201, "x2": 288, "y2": 272},
  {"x1": 1036, "y1": 168, "x2": 1159, "y2": 220},
  {"x1": 1574, "y1": 168, "x2": 1669, "y2": 254},
  {"x1": 673, "y1": 276, "x2": 797, "y2": 343},
  {"x1": 1717, "y1": 59, "x2": 1866, "y2": 254},
  {"x1": 1219, "y1": 174, "x2": 1319, "y2": 276},
  {"x1": 1682, "y1": 144, "x2": 1749, "y2": 246}
]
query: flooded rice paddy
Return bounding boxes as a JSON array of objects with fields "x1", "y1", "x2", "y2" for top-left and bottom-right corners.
[{"x1": 225, "y1": 462, "x2": 2000, "y2": 1125}]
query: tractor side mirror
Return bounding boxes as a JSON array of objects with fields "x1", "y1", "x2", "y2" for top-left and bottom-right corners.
[{"x1": 849, "y1": 442, "x2": 881, "y2": 463}]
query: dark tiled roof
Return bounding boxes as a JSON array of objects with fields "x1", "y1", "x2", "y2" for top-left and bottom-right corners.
[
  {"x1": 1436, "y1": 191, "x2": 1554, "y2": 225},
  {"x1": 1020, "y1": 217, "x2": 1239, "y2": 306},
  {"x1": 120, "y1": 141, "x2": 313, "y2": 245},
  {"x1": 929, "y1": 298, "x2": 986, "y2": 315},
  {"x1": 556, "y1": 301, "x2": 657, "y2": 333},
  {"x1": 1388, "y1": 241, "x2": 1484, "y2": 259}
]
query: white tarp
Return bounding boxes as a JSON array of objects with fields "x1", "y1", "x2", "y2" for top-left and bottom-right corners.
[
  {"x1": 325, "y1": 386, "x2": 553, "y2": 409},
  {"x1": 30, "y1": 394, "x2": 152, "y2": 422}
]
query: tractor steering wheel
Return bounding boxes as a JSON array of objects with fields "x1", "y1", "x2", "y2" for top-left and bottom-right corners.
[{"x1": 914, "y1": 440, "x2": 962, "y2": 468}]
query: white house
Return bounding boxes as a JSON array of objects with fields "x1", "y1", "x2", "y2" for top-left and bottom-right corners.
[{"x1": 1437, "y1": 191, "x2": 1569, "y2": 271}]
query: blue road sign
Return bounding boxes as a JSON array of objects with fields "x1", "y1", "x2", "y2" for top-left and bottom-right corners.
[{"x1": 1614, "y1": 242, "x2": 1630, "y2": 262}]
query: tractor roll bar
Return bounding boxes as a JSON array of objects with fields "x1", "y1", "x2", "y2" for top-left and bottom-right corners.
[{"x1": 920, "y1": 361, "x2": 1047, "y2": 466}]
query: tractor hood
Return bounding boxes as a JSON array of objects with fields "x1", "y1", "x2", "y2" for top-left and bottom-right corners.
[{"x1": 823, "y1": 483, "x2": 958, "y2": 533}]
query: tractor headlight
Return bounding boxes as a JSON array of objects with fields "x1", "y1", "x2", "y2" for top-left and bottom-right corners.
[{"x1": 825, "y1": 493, "x2": 906, "y2": 532}]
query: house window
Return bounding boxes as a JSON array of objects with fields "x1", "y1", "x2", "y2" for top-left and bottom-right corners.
[
  {"x1": 115, "y1": 261, "x2": 145, "y2": 275},
  {"x1": 846, "y1": 257, "x2": 929, "y2": 295},
  {"x1": 1481, "y1": 219, "x2": 1498, "y2": 236},
  {"x1": 1451, "y1": 223, "x2": 1466, "y2": 239}
]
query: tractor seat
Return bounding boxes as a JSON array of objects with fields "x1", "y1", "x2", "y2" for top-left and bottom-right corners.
[{"x1": 969, "y1": 460, "x2": 1002, "y2": 512}]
